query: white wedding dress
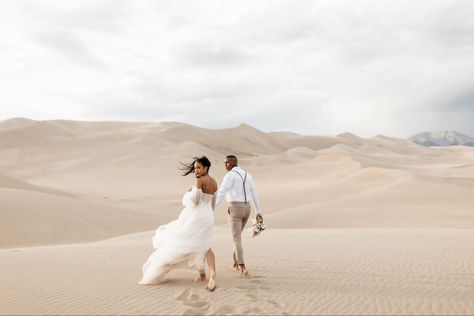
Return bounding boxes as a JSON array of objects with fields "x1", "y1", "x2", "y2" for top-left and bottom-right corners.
[{"x1": 139, "y1": 186, "x2": 215, "y2": 285}]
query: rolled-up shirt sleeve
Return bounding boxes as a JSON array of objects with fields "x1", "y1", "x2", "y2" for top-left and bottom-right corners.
[
  {"x1": 215, "y1": 172, "x2": 233, "y2": 206},
  {"x1": 248, "y1": 175, "x2": 261, "y2": 213}
]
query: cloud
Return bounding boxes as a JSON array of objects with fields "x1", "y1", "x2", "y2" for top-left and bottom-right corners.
[
  {"x1": 445, "y1": 91, "x2": 474, "y2": 113},
  {"x1": 34, "y1": 30, "x2": 111, "y2": 70},
  {"x1": 1, "y1": 0, "x2": 474, "y2": 138},
  {"x1": 176, "y1": 40, "x2": 255, "y2": 68},
  {"x1": 19, "y1": 0, "x2": 130, "y2": 33}
]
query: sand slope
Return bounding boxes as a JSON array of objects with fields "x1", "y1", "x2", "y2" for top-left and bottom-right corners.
[
  {"x1": 0, "y1": 187, "x2": 157, "y2": 248},
  {"x1": 1, "y1": 118, "x2": 474, "y2": 246},
  {"x1": 1, "y1": 119, "x2": 474, "y2": 315}
]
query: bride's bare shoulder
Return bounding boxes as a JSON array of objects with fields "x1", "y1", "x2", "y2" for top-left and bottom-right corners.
[
  {"x1": 210, "y1": 177, "x2": 218, "y2": 192},
  {"x1": 195, "y1": 177, "x2": 204, "y2": 189},
  {"x1": 207, "y1": 176, "x2": 217, "y2": 186}
]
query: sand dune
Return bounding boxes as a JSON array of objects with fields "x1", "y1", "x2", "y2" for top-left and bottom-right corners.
[
  {"x1": 0, "y1": 187, "x2": 158, "y2": 248},
  {"x1": 1, "y1": 118, "x2": 474, "y2": 315},
  {"x1": 2, "y1": 118, "x2": 473, "y2": 232},
  {"x1": 0, "y1": 171, "x2": 71, "y2": 197}
]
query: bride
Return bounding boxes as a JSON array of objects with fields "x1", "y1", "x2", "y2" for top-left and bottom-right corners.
[{"x1": 139, "y1": 156, "x2": 217, "y2": 291}]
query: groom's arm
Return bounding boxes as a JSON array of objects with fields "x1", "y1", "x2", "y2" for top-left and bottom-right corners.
[
  {"x1": 248, "y1": 175, "x2": 261, "y2": 214},
  {"x1": 215, "y1": 173, "x2": 233, "y2": 206}
]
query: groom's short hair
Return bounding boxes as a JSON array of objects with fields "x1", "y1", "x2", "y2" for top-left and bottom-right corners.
[{"x1": 226, "y1": 155, "x2": 238, "y2": 164}]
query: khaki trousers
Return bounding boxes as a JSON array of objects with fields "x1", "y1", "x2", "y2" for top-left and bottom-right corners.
[{"x1": 228, "y1": 202, "x2": 251, "y2": 265}]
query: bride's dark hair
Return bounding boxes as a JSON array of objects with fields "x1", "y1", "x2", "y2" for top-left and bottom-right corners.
[{"x1": 179, "y1": 156, "x2": 211, "y2": 176}]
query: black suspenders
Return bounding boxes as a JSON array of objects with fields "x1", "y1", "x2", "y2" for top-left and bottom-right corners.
[{"x1": 232, "y1": 170, "x2": 248, "y2": 202}]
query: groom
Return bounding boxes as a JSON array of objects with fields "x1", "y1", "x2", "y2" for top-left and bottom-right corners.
[{"x1": 215, "y1": 155, "x2": 263, "y2": 275}]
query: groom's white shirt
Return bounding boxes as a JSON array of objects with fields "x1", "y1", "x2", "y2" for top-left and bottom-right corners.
[{"x1": 215, "y1": 166, "x2": 261, "y2": 213}]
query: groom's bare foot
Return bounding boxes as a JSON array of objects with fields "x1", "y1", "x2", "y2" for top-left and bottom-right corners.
[
  {"x1": 230, "y1": 261, "x2": 239, "y2": 272},
  {"x1": 240, "y1": 264, "x2": 249, "y2": 276},
  {"x1": 192, "y1": 273, "x2": 207, "y2": 282}
]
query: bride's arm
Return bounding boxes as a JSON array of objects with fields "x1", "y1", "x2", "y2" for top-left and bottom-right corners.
[{"x1": 190, "y1": 178, "x2": 204, "y2": 205}]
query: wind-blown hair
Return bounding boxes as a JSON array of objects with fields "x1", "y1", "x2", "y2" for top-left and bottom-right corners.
[{"x1": 179, "y1": 156, "x2": 211, "y2": 176}]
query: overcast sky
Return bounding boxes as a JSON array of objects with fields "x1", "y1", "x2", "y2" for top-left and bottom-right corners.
[{"x1": 1, "y1": 0, "x2": 473, "y2": 137}]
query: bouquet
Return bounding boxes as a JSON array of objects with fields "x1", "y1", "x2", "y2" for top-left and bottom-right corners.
[{"x1": 249, "y1": 213, "x2": 266, "y2": 237}]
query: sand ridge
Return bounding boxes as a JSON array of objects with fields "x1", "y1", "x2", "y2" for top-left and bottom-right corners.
[{"x1": 1, "y1": 119, "x2": 474, "y2": 315}]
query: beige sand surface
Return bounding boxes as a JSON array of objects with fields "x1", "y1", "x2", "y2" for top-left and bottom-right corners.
[
  {"x1": 1, "y1": 228, "x2": 474, "y2": 315},
  {"x1": 1, "y1": 118, "x2": 474, "y2": 315}
]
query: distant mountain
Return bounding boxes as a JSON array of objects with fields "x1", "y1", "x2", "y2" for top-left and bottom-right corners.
[{"x1": 408, "y1": 130, "x2": 474, "y2": 147}]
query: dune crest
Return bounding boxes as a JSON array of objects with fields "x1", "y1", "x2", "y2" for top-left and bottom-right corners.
[
  {"x1": 1, "y1": 119, "x2": 474, "y2": 315},
  {"x1": 1, "y1": 118, "x2": 473, "y2": 248}
]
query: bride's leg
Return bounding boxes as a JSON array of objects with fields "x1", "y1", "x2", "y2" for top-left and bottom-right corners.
[
  {"x1": 205, "y1": 249, "x2": 217, "y2": 291},
  {"x1": 193, "y1": 273, "x2": 207, "y2": 282},
  {"x1": 193, "y1": 266, "x2": 207, "y2": 282}
]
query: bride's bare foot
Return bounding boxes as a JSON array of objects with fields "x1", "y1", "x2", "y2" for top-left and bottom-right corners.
[
  {"x1": 193, "y1": 273, "x2": 207, "y2": 282},
  {"x1": 206, "y1": 273, "x2": 217, "y2": 292}
]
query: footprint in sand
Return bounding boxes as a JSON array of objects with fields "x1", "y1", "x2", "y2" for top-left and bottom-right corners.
[
  {"x1": 237, "y1": 279, "x2": 286, "y2": 312},
  {"x1": 245, "y1": 293, "x2": 257, "y2": 300},
  {"x1": 267, "y1": 299, "x2": 282, "y2": 308},
  {"x1": 175, "y1": 289, "x2": 190, "y2": 301},
  {"x1": 215, "y1": 305, "x2": 236, "y2": 314},
  {"x1": 176, "y1": 289, "x2": 210, "y2": 312},
  {"x1": 183, "y1": 309, "x2": 203, "y2": 315}
]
